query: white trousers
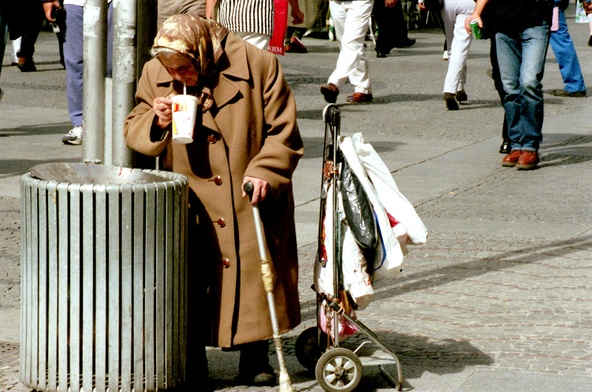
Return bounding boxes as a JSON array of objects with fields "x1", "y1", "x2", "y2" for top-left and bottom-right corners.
[
  {"x1": 441, "y1": 0, "x2": 474, "y2": 94},
  {"x1": 328, "y1": 0, "x2": 374, "y2": 94},
  {"x1": 235, "y1": 32, "x2": 271, "y2": 50}
]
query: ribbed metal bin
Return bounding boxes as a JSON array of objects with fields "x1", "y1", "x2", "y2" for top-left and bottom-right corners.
[{"x1": 20, "y1": 163, "x2": 189, "y2": 392}]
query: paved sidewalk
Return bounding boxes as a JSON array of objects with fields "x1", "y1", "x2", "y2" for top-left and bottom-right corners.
[{"x1": 1, "y1": 16, "x2": 592, "y2": 392}]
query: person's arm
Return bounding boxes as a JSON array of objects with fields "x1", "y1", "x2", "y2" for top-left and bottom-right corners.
[
  {"x1": 465, "y1": 0, "x2": 491, "y2": 33},
  {"x1": 42, "y1": 0, "x2": 60, "y2": 22},
  {"x1": 385, "y1": 0, "x2": 399, "y2": 8},
  {"x1": 124, "y1": 60, "x2": 172, "y2": 157},
  {"x1": 288, "y1": 0, "x2": 304, "y2": 24},
  {"x1": 205, "y1": 0, "x2": 218, "y2": 19},
  {"x1": 586, "y1": 0, "x2": 592, "y2": 15},
  {"x1": 243, "y1": 55, "x2": 303, "y2": 204}
]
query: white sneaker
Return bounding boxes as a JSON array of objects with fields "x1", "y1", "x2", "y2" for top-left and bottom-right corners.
[
  {"x1": 443, "y1": 50, "x2": 449, "y2": 60},
  {"x1": 62, "y1": 126, "x2": 83, "y2": 145}
]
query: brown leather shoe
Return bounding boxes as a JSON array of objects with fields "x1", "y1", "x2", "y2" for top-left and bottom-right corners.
[
  {"x1": 516, "y1": 150, "x2": 539, "y2": 170},
  {"x1": 502, "y1": 150, "x2": 522, "y2": 167},
  {"x1": 346, "y1": 92, "x2": 373, "y2": 103},
  {"x1": 320, "y1": 83, "x2": 339, "y2": 103}
]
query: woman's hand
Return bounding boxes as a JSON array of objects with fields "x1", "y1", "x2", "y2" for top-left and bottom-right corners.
[
  {"x1": 153, "y1": 96, "x2": 173, "y2": 128},
  {"x1": 242, "y1": 177, "x2": 270, "y2": 205}
]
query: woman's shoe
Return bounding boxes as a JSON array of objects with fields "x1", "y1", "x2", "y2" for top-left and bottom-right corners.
[{"x1": 443, "y1": 93, "x2": 459, "y2": 110}]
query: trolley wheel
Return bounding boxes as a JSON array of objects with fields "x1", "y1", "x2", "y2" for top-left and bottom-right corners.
[
  {"x1": 315, "y1": 347, "x2": 363, "y2": 392},
  {"x1": 295, "y1": 327, "x2": 328, "y2": 371}
]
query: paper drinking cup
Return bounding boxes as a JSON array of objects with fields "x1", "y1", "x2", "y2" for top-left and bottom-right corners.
[{"x1": 171, "y1": 94, "x2": 199, "y2": 144}]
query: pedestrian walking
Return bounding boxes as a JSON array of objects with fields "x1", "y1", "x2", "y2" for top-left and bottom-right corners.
[
  {"x1": 320, "y1": 0, "x2": 374, "y2": 104},
  {"x1": 467, "y1": 0, "x2": 553, "y2": 170},
  {"x1": 441, "y1": 0, "x2": 475, "y2": 110}
]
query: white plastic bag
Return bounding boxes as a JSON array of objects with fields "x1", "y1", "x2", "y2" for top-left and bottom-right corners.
[
  {"x1": 351, "y1": 133, "x2": 428, "y2": 245},
  {"x1": 315, "y1": 182, "x2": 336, "y2": 297},
  {"x1": 341, "y1": 225, "x2": 374, "y2": 310},
  {"x1": 339, "y1": 137, "x2": 404, "y2": 280}
]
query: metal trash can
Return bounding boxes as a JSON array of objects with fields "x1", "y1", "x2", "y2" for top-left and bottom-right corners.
[{"x1": 20, "y1": 163, "x2": 189, "y2": 392}]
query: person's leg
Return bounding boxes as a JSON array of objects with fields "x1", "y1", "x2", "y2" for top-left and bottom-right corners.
[
  {"x1": 516, "y1": 24, "x2": 549, "y2": 152},
  {"x1": 373, "y1": 0, "x2": 396, "y2": 55},
  {"x1": 490, "y1": 37, "x2": 509, "y2": 152},
  {"x1": 17, "y1": 0, "x2": 45, "y2": 71},
  {"x1": 443, "y1": 10, "x2": 472, "y2": 94},
  {"x1": 549, "y1": 9, "x2": 586, "y2": 94},
  {"x1": 64, "y1": 5, "x2": 84, "y2": 129},
  {"x1": 392, "y1": 0, "x2": 415, "y2": 47},
  {"x1": 238, "y1": 340, "x2": 274, "y2": 386},
  {"x1": 339, "y1": 0, "x2": 373, "y2": 95},
  {"x1": 0, "y1": 9, "x2": 6, "y2": 95},
  {"x1": 496, "y1": 32, "x2": 524, "y2": 153}
]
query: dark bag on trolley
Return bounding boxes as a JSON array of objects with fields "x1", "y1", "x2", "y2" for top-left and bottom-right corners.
[{"x1": 340, "y1": 155, "x2": 377, "y2": 266}]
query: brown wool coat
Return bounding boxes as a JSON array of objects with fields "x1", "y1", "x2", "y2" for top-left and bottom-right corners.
[{"x1": 124, "y1": 34, "x2": 303, "y2": 348}]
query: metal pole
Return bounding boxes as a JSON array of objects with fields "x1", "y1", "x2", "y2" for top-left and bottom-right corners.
[
  {"x1": 82, "y1": 0, "x2": 108, "y2": 164},
  {"x1": 110, "y1": 0, "x2": 137, "y2": 167}
]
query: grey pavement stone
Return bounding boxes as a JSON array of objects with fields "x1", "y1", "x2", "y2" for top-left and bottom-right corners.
[{"x1": 1, "y1": 11, "x2": 592, "y2": 392}]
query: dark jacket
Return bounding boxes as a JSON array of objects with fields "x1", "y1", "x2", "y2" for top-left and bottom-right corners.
[{"x1": 493, "y1": 0, "x2": 554, "y2": 38}]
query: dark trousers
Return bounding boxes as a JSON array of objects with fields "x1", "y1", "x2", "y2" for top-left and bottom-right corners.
[{"x1": 373, "y1": 0, "x2": 409, "y2": 53}]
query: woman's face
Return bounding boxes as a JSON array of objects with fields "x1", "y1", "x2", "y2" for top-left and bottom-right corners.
[{"x1": 159, "y1": 54, "x2": 199, "y2": 87}]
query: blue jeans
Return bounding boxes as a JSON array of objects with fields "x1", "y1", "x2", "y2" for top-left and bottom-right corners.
[
  {"x1": 64, "y1": 4, "x2": 113, "y2": 128},
  {"x1": 549, "y1": 8, "x2": 586, "y2": 93},
  {"x1": 496, "y1": 24, "x2": 549, "y2": 152}
]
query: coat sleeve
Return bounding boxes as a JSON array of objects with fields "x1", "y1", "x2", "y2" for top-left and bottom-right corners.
[
  {"x1": 123, "y1": 60, "x2": 171, "y2": 158},
  {"x1": 244, "y1": 54, "x2": 304, "y2": 199}
]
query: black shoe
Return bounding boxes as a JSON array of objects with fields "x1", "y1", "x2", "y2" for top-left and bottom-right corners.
[
  {"x1": 376, "y1": 51, "x2": 388, "y2": 58},
  {"x1": 392, "y1": 38, "x2": 416, "y2": 48},
  {"x1": 17, "y1": 57, "x2": 37, "y2": 72},
  {"x1": 550, "y1": 89, "x2": 586, "y2": 98},
  {"x1": 588, "y1": 35, "x2": 592, "y2": 47},
  {"x1": 456, "y1": 90, "x2": 468, "y2": 102},
  {"x1": 320, "y1": 83, "x2": 339, "y2": 103},
  {"x1": 499, "y1": 139, "x2": 510, "y2": 154},
  {"x1": 443, "y1": 93, "x2": 459, "y2": 110},
  {"x1": 236, "y1": 370, "x2": 277, "y2": 387}
]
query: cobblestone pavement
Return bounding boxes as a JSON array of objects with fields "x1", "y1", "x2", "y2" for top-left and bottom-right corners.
[{"x1": 1, "y1": 12, "x2": 592, "y2": 392}]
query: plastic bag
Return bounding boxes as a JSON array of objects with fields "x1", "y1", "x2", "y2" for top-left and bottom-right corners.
[
  {"x1": 315, "y1": 182, "x2": 336, "y2": 297},
  {"x1": 350, "y1": 133, "x2": 428, "y2": 245},
  {"x1": 340, "y1": 137, "x2": 405, "y2": 280},
  {"x1": 340, "y1": 154, "x2": 377, "y2": 258},
  {"x1": 318, "y1": 294, "x2": 358, "y2": 340},
  {"x1": 341, "y1": 226, "x2": 374, "y2": 309}
]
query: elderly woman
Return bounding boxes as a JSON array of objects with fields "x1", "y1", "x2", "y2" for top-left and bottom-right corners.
[{"x1": 124, "y1": 13, "x2": 303, "y2": 387}]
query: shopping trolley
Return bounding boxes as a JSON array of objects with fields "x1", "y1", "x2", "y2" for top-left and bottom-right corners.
[{"x1": 294, "y1": 104, "x2": 404, "y2": 391}]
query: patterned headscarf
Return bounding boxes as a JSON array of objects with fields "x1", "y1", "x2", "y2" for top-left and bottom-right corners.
[{"x1": 153, "y1": 13, "x2": 229, "y2": 88}]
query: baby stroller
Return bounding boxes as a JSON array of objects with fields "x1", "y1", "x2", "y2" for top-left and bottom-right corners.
[{"x1": 294, "y1": 104, "x2": 427, "y2": 391}]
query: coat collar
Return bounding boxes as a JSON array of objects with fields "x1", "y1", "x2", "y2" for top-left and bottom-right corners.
[{"x1": 210, "y1": 34, "x2": 250, "y2": 110}]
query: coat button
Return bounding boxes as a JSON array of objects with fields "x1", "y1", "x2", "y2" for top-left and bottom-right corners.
[
  {"x1": 217, "y1": 218, "x2": 226, "y2": 227},
  {"x1": 213, "y1": 176, "x2": 223, "y2": 185},
  {"x1": 207, "y1": 134, "x2": 217, "y2": 144},
  {"x1": 221, "y1": 258, "x2": 231, "y2": 268}
]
